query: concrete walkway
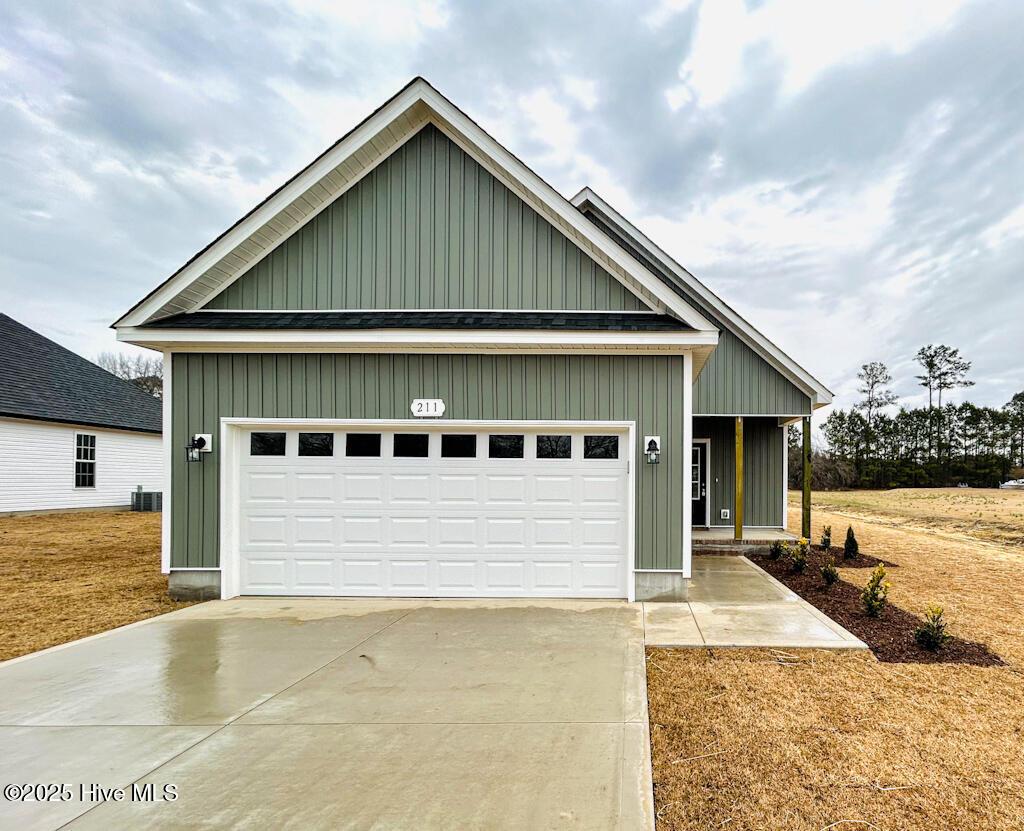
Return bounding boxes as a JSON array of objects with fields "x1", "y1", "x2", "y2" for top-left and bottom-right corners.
[
  {"x1": 0, "y1": 599, "x2": 653, "y2": 830},
  {"x1": 643, "y1": 556, "x2": 867, "y2": 649}
]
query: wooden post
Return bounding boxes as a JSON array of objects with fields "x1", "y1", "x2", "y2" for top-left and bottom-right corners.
[
  {"x1": 802, "y1": 416, "x2": 812, "y2": 538},
  {"x1": 734, "y1": 416, "x2": 744, "y2": 541}
]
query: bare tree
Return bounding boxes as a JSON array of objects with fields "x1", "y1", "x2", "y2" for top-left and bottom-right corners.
[
  {"x1": 855, "y1": 361, "x2": 898, "y2": 455},
  {"x1": 95, "y1": 352, "x2": 163, "y2": 398}
]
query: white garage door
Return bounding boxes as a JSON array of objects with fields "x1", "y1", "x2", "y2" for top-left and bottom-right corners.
[{"x1": 236, "y1": 425, "x2": 630, "y2": 598}]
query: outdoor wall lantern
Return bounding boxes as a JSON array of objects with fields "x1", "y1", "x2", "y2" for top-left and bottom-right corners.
[
  {"x1": 644, "y1": 435, "x2": 661, "y2": 465},
  {"x1": 185, "y1": 434, "x2": 211, "y2": 463}
]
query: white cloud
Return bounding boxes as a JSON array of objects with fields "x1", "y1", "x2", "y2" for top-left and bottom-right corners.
[{"x1": 676, "y1": 0, "x2": 965, "y2": 106}]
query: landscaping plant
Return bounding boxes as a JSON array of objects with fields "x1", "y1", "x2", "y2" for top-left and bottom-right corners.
[
  {"x1": 844, "y1": 525, "x2": 859, "y2": 560},
  {"x1": 861, "y1": 563, "x2": 890, "y2": 617},
  {"x1": 768, "y1": 540, "x2": 785, "y2": 561},
  {"x1": 820, "y1": 555, "x2": 839, "y2": 589},
  {"x1": 790, "y1": 538, "x2": 809, "y2": 573},
  {"x1": 915, "y1": 605, "x2": 952, "y2": 651},
  {"x1": 821, "y1": 525, "x2": 832, "y2": 549}
]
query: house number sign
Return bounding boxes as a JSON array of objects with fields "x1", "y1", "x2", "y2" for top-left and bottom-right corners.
[{"x1": 410, "y1": 398, "x2": 445, "y2": 418}]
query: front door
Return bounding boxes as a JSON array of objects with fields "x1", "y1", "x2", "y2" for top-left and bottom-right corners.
[{"x1": 691, "y1": 444, "x2": 707, "y2": 526}]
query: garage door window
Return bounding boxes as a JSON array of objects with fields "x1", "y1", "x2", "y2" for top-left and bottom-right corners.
[
  {"x1": 298, "y1": 432, "x2": 334, "y2": 456},
  {"x1": 584, "y1": 435, "x2": 619, "y2": 459},
  {"x1": 441, "y1": 434, "x2": 476, "y2": 458},
  {"x1": 488, "y1": 434, "x2": 524, "y2": 458},
  {"x1": 251, "y1": 432, "x2": 286, "y2": 456},
  {"x1": 537, "y1": 435, "x2": 571, "y2": 459},
  {"x1": 346, "y1": 433, "x2": 382, "y2": 457},
  {"x1": 393, "y1": 433, "x2": 429, "y2": 457}
]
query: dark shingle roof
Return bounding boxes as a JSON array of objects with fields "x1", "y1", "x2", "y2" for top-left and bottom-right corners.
[
  {"x1": 144, "y1": 310, "x2": 693, "y2": 332},
  {"x1": 0, "y1": 314, "x2": 162, "y2": 434}
]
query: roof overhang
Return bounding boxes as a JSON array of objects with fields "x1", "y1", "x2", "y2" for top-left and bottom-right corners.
[
  {"x1": 115, "y1": 78, "x2": 719, "y2": 339},
  {"x1": 118, "y1": 327, "x2": 717, "y2": 371},
  {"x1": 571, "y1": 187, "x2": 834, "y2": 409}
]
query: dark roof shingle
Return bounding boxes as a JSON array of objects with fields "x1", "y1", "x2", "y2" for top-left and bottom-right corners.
[
  {"x1": 0, "y1": 314, "x2": 161, "y2": 433},
  {"x1": 144, "y1": 310, "x2": 693, "y2": 332}
]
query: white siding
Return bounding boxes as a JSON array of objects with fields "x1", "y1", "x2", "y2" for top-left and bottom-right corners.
[{"x1": 0, "y1": 417, "x2": 163, "y2": 513}]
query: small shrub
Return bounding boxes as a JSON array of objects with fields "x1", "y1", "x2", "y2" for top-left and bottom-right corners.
[
  {"x1": 821, "y1": 525, "x2": 832, "y2": 549},
  {"x1": 789, "y1": 538, "x2": 809, "y2": 573},
  {"x1": 861, "y1": 563, "x2": 890, "y2": 617},
  {"x1": 915, "y1": 605, "x2": 952, "y2": 652},
  {"x1": 820, "y1": 556, "x2": 839, "y2": 588},
  {"x1": 844, "y1": 526, "x2": 859, "y2": 560},
  {"x1": 768, "y1": 540, "x2": 785, "y2": 561}
]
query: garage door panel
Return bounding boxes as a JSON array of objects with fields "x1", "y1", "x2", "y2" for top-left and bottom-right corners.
[
  {"x1": 238, "y1": 426, "x2": 629, "y2": 598},
  {"x1": 485, "y1": 518, "x2": 527, "y2": 548},
  {"x1": 293, "y1": 558, "x2": 336, "y2": 589},
  {"x1": 244, "y1": 472, "x2": 289, "y2": 503},
  {"x1": 245, "y1": 515, "x2": 288, "y2": 545},
  {"x1": 340, "y1": 516, "x2": 384, "y2": 546},
  {"x1": 294, "y1": 515, "x2": 335, "y2": 546},
  {"x1": 437, "y1": 517, "x2": 479, "y2": 547}
]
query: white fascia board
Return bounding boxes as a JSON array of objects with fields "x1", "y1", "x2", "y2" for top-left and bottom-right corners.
[
  {"x1": 115, "y1": 78, "x2": 719, "y2": 336},
  {"x1": 571, "y1": 187, "x2": 833, "y2": 407},
  {"x1": 117, "y1": 326, "x2": 718, "y2": 352}
]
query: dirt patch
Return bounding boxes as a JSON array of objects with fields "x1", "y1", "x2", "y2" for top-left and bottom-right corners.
[
  {"x1": 0, "y1": 511, "x2": 195, "y2": 661},
  {"x1": 752, "y1": 548, "x2": 1002, "y2": 665}
]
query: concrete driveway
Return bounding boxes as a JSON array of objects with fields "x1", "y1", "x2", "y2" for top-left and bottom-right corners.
[{"x1": 0, "y1": 598, "x2": 652, "y2": 830}]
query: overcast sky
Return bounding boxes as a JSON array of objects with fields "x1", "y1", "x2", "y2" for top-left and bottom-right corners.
[{"x1": 1, "y1": 0, "x2": 1021, "y2": 415}]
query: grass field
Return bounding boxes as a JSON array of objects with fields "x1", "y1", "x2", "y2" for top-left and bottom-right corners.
[
  {"x1": 0, "y1": 511, "x2": 194, "y2": 662},
  {"x1": 648, "y1": 489, "x2": 1024, "y2": 830},
  {"x1": 808, "y1": 486, "x2": 1024, "y2": 548}
]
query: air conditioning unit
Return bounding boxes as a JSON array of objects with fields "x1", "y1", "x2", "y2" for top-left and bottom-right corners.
[{"x1": 131, "y1": 489, "x2": 163, "y2": 512}]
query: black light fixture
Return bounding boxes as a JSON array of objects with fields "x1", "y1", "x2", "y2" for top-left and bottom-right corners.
[
  {"x1": 645, "y1": 436, "x2": 661, "y2": 465},
  {"x1": 185, "y1": 434, "x2": 207, "y2": 463}
]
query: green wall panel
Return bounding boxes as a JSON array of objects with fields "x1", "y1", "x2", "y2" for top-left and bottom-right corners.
[
  {"x1": 694, "y1": 416, "x2": 784, "y2": 527},
  {"x1": 583, "y1": 210, "x2": 813, "y2": 416},
  {"x1": 206, "y1": 125, "x2": 644, "y2": 312},
  {"x1": 171, "y1": 353, "x2": 684, "y2": 572}
]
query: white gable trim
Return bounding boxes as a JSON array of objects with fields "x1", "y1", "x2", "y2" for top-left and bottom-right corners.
[
  {"x1": 571, "y1": 187, "x2": 833, "y2": 408},
  {"x1": 116, "y1": 79, "x2": 718, "y2": 335}
]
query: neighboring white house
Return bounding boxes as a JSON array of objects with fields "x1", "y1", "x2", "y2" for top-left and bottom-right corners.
[{"x1": 0, "y1": 313, "x2": 162, "y2": 514}]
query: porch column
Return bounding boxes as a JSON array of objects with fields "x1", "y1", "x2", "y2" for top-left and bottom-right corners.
[
  {"x1": 801, "y1": 416, "x2": 812, "y2": 538},
  {"x1": 734, "y1": 416, "x2": 744, "y2": 540}
]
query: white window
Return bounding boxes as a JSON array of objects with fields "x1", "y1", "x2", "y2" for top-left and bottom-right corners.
[{"x1": 75, "y1": 433, "x2": 96, "y2": 488}]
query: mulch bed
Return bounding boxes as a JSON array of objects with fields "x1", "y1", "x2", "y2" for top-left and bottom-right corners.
[
  {"x1": 814, "y1": 544, "x2": 898, "y2": 569},
  {"x1": 750, "y1": 546, "x2": 1004, "y2": 666}
]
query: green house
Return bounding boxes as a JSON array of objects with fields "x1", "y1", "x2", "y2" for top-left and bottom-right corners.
[{"x1": 115, "y1": 78, "x2": 831, "y2": 602}]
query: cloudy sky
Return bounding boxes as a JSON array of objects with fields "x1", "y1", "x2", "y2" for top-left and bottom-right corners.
[{"x1": 1, "y1": 0, "x2": 1021, "y2": 416}]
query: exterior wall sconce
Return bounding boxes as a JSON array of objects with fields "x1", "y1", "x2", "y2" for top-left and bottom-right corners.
[
  {"x1": 185, "y1": 434, "x2": 212, "y2": 463},
  {"x1": 644, "y1": 435, "x2": 661, "y2": 465}
]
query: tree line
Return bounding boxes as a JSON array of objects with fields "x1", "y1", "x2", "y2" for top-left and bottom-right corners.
[{"x1": 790, "y1": 345, "x2": 1024, "y2": 489}]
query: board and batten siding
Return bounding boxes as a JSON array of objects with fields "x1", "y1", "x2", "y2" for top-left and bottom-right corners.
[
  {"x1": 170, "y1": 353, "x2": 685, "y2": 572},
  {"x1": 0, "y1": 417, "x2": 162, "y2": 513},
  {"x1": 583, "y1": 209, "x2": 813, "y2": 416},
  {"x1": 694, "y1": 416, "x2": 784, "y2": 527},
  {"x1": 205, "y1": 125, "x2": 644, "y2": 313}
]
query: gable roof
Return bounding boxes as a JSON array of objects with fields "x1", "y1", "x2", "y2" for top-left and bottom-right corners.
[
  {"x1": 114, "y1": 78, "x2": 717, "y2": 336},
  {"x1": 571, "y1": 188, "x2": 833, "y2": 408},
  {"x1": 0, "y1": 314, "x2": 161, "y2": 434}
]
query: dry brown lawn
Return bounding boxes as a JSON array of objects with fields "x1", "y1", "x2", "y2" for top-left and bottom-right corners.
[
  {"x1": 648, "y1": 489, "x2": 1024, "y2": 830},
  {"x1": 809, "y1": 486, "x2": 1024, "y2": 548},
  {"x1": 0, "y1": 511, "x2": 195, "y2": 661}
]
